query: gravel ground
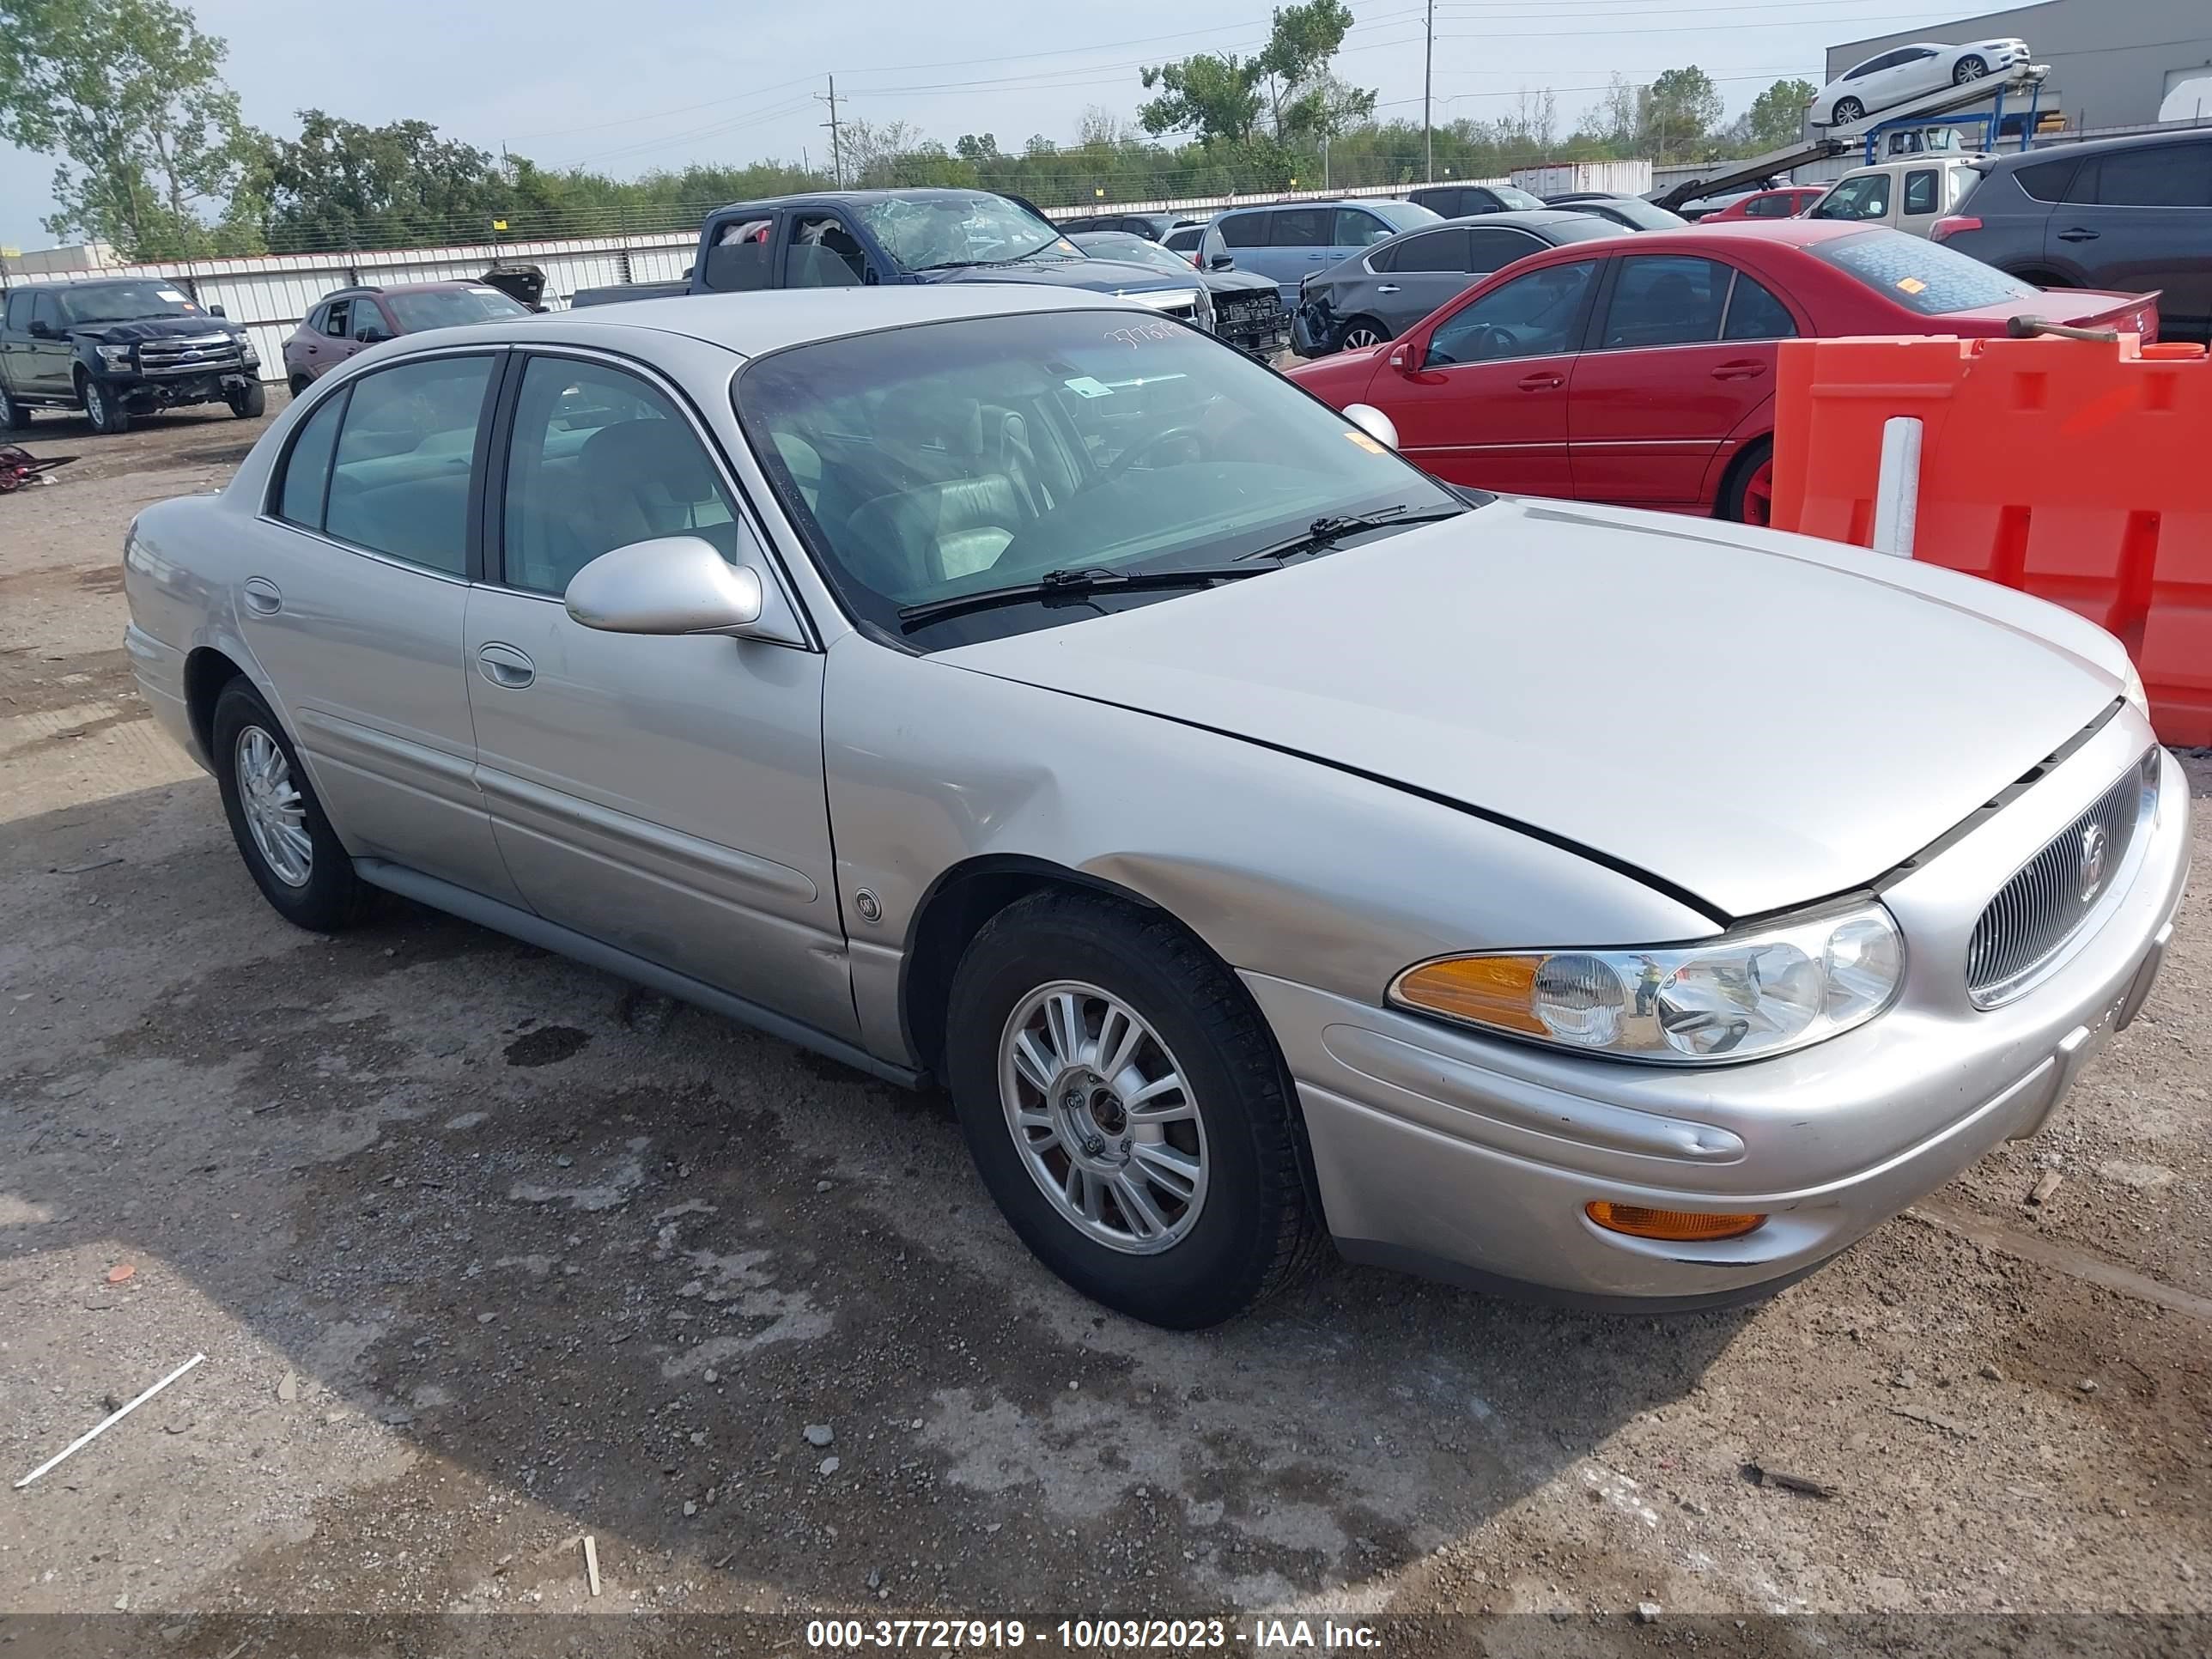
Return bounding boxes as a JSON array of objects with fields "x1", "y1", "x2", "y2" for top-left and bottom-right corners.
[{"x1": 1, "y1": 399, "x2": 2207, "y2": 1653}]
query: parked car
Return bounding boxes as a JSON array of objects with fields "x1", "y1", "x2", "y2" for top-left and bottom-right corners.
[
  {"x1": 568, "y1": 191, "x2": 1208, "y2": 329},
  {"x1": 1810, "y1": 38, "x2": 2031, "y2": 126},
  {"x1": 1067, "y1": 230, "x2": 1286, "y2": 356},
  {"x1": 1544, "y1": 194, "x2": 1688, "y2": 231},
  {"x1": 1200, "y1": 199, "x2": 1442, "y2": 306},
  {"x1": 282, "y1": 282, "x2": 534, "y2": 391},
  {"x1": 1057, "y1": 210, "x2": 1210, "y2": 241},
  {"x1": 1808, "y1": 157, "x2": 1980, "y2": 239},
  {"x1": 1160, "y1": 223, "x2": 1207, "y2": 263},
  {"x1": 1291, "y1": 210, "x2": 1630, "y2": 356},
  {"x1": 1932, "y1": 129, "x2": 2212, "y2": 343},
  {"x1": 0, "y1": 277, "x2": 262, "y2": 435},
  {"x1": 1406, "y1": 183, "x2": 1547, "y2": 217},
  {"x1": 1702, "y1": 186, "x2": 1827, "y2": 221},
  {"x1": 120, "y1": 283, "x2": 2186, "y2": 1328},
  {"x1": 1283, "y1": 222, "x2": 2154, "y2": 522}
]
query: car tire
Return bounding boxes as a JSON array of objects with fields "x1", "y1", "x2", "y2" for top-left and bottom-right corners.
[
  {"x1": 80, "y1": 374, "x2": 131, "y2": 435},
  {"x1": 288, "y1": 373, "x2": 313, "y2": 396},
  {"x1": 211, "y1": 678, "x2": 372, "y2": 933},
  {"x1": 0, "y1": 382, "x2": 30, "y2": 430},
  {"x1": 1831, "y1": 97, "x2": 1864, "y2": 125},
  {"x1": 1720, "y1": 435, "x2": 1775, "y2": 526},
  {"x1": 229, "y1": 380, "x2": 267, "y2": 419},
  {"x1": 1953, "y1": 55, "x2": 1988, "y2": 84},
  {"x1": 944, "y1": 890, "x2": 1326, "y2": 1329},
  {"x1": 1335, "y1": 317, "x2": 1392, "y2": 352}
]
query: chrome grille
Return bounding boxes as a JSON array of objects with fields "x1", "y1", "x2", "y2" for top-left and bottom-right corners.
[
  {"x1": 1966, "y1": 750, "x2": 2158, "y2": 1006},
  {"x1": 139, "y1": 334, "x2": 242, "y2": 374}
]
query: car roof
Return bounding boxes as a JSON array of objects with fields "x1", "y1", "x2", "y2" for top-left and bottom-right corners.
[
  {"x1": 1979, "y1": 128, "x2": 2208, "y2": 170},
  {"x1": 1434, "y1": 209, "x2": 1616, "y2": 232},
  {"x1": 1832, "y1": 155, "x2": 1982, "y2": 179},
  {"x1": 1500, "y1": 220, "x2": 1869, "y2": 257},
  {"x1": 419, "y1": 283, "x2": 1134, "y2": 362}
]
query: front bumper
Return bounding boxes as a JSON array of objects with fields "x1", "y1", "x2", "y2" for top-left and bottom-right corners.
[
  {"x1": 115, "y1": 368, "x2": 256, "y2": 408},
  {"x1": 1246, "y1": 726, "x2": 2191, "y2": 1309}
]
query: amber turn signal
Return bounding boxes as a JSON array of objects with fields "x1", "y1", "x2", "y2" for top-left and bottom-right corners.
[
  {"x1": 1390, "y1": 955, "x2": 1547, "y2": 1035},
  {"x1": 1584, "y1": 1201, "x2": 1766, "y2": 1242}
]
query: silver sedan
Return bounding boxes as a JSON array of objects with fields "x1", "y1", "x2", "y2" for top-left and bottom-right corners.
[{"x1": 121, "y1": 285, "x2": 2188, "y2": 1328}]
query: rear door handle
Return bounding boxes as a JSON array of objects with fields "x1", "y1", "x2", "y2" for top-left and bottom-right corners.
[
  {"x1": 1516, "y1": 372, "x2": 1564, "y2": 391},
  {"x1": 477, "y1": 643, "x2": 535, "y2": 689},
  {"x1": 242, "y1": 577, "x2": 282, "y2": 615},
  {"x1": 1710, "y1": 360, "x2": 1769, "y2": 380},
  {"x1": 2057, "y1": 227, "x2": 2100, "y2": 241},
  {"x1": 1375, "y1": 284, "x2": 1401, "y2": 294}
]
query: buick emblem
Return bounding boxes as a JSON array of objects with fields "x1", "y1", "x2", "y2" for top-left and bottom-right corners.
[{"x1": 2078, "y1": 823, "x2": 2109, "y2": 905}]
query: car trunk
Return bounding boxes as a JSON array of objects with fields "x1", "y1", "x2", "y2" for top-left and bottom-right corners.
[{"x1": 1944, "y1": 289, "x2": 2160, "y2": 341}]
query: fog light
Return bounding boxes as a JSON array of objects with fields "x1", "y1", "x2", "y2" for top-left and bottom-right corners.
[{"x1": 1585, "y1": 1201, "x2": 1766, "y2": 1242}]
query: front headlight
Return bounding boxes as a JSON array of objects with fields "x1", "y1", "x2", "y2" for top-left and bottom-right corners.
[
  {"x1": 1389, "y1": 900, "x2": 1905, "y2": 1065},
  {"x1": 2120, "y1": 659, "x2": 2148, "y2": 718},
  {"x1": 96, "y1": 343, "x2": 133, "y2": 368}
]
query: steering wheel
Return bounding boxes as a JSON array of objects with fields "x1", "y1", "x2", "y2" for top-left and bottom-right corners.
[
  {"x1": 1476, "y1": 324, "x2": 1521, "y2": 361},
  {"x1": 1104, "y1": 423, "x2": 1212, "y2": 479}
]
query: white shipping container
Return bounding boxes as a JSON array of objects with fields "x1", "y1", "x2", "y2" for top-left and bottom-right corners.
[{"x1": 1508, "y1": 160, "x2": 1654, "y2": 198}]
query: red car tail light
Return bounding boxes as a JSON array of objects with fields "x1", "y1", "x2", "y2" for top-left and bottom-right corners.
[{"x1": 1929, "y1": 214, "x2": 1981, "y2": 243}]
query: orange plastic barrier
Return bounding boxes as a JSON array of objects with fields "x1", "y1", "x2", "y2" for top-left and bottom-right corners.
[{"x1": 1771, "y1": 333, "x2": 2212, "y2": 747}]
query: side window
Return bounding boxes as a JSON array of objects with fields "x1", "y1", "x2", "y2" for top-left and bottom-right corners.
[
  {"x1": 321, "y1": 299, "x2": 350, "y2": 338},
  {"x1": 2080, "y1": 143, "x2": 2212, "y2": 208},
  {"x1": 1743, "y1": 194, "x2": 1789, "y2": 218},
  {"x1": 1334, "y1": 209, "x2": 1393, "y2": 248},
  {"x1": 1466, "y1": 189, "x2": 1500, "y2": 214},
  {"x1": 1218, "y1": 212, "x2": 1271, "y2": 249},
  {"x1": 274, "y1": 389, "x2": 348, "y2": 529},
  {"x1": 1428, "y1": 260, "x2": 1598, "y2": 367},
  {"x1": 1814, "y1": 174, "x2": 1889, "y2": 220},
  {"x1": 2014, "y1": 156, "x2": 2080, "y2": 203},
  {"x1": 1599, "y1": 255, "x2": 1729, "y2": 349},
  {"x1": 1374, "y1": 230, "x2": 1465, "y2": 273},
  {"x1": 4, "y1": 289, "x2": 29, "y2": 330},
  {"x1": 1904, "y1": 168, "x2": 1940, "y2": 216},
  {"x1": 1844, "y1": 54, "x2": 1883, "y2": 81},
  {"x1": 31, "y1": 291, "x2": 60, "y2": 332},
  {"x1": 323, "y1": 355, "x2": 495, "y2": 575},
  {"x1": 1464, "y1": 228, "x2": 1544, "y2": 273},
  {"x1": 1722, "y1": 272, "x2": 1798, "y2": 341},
  {"x1": 1164, "y1": 226, "x2": 1201, "y2": 253},
  {"x1": 703, "y1": 217, "x2": 775, "y2": 292},
  {"x1": 501, "y1": 357, "x2": 743, "y2": 598},
  {"x1": 1270, "y1": 209, "x2": 1329, "y2": 247},
  {"x1": 352, "y1": 300, "x2": 390, "y2": 341},
  {"x1": 785, "y1": 214, "x2": 866, "y2": 289}
]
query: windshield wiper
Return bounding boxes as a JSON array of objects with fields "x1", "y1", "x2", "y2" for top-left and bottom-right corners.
[
  {"x1": 897, "y1": 563, "x2": 1269, "y2": 630},
  {"x1": 1234, "y1": 504, "x2": 1469, "y2": 562}
]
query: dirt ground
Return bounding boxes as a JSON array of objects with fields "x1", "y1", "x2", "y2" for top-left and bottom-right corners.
[{"x1": 2, "y1": 398, "x2": 2208, "y2": 1656}]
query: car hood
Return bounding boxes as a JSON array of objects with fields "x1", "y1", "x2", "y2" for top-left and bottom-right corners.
[
  {"x1": 936, "y1": 498, "x2": 2128, "y2": 921},
  {"x1": 68, "y1": 315, "x2": 240, "y2": 343},
  {"x1": 931, "y1": 258, "x2": 1196, "y2": 297},
  {"x1": 1203, "y1": 268, "x2": 1279, "y2": 295}
]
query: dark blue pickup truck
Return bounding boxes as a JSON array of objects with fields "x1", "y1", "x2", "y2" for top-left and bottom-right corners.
[{"x1": 569, "y1": 188, "x2": 1212, "y2": 331}]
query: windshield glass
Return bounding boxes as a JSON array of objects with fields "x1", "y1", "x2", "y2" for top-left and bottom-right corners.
[
  {"x1": 1810, "y1": 228, "x2": 2043, "y2": 314},
  {"x1": 1492, "y1": 185, "x2": 1546, "y2": 210},
  {"x1": 736, "y1": 309, "x2": 1465, "y2": 648},
  {"x1": 1071, "y1": 233, "x2": 1184, "y2": 272},
  {"x1": 56, "y1": 282, "x2": 202, "y2": 325},
  {"x1": 854, "y1": 193, "x2": 1073, "y2": 271},
  {"x1": 386, "y1": 287, "x2": 531, "y2": 331}
]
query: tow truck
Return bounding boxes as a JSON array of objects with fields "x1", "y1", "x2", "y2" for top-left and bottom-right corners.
[{"x1": 1653, "y1": 61, "x2": 2048, "y2": 214}]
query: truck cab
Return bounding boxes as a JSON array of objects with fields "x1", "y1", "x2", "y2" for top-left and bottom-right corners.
[
  {"x1": 1, "y1": 276, "x2": 264, "y2": 435},
  {"x1": 572, "y1": 190, "x2": 1210, "y2": 329}
]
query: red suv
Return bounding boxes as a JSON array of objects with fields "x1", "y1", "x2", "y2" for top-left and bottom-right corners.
[
  {"x1": 1284, "y1": 221, "x2": 2154, "y2": 524},
  {"x1": 282, "y1": 282, "x2": 531, "y2": 392}
]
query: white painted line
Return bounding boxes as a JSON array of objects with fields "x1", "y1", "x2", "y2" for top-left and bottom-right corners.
[{"x1": 14, "y1": 1352, "x2": 206, "y2": 1489}]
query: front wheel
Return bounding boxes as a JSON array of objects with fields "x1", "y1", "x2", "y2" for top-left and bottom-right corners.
[
  {"x1": 80, "y1": 374, "x2": 131, "y2": 435},
  {"x1": 211, "y1": 679, "x2": 371, "y2": 932},
  {"x1": 228, "y1": 380, "x2": 267, "y2": 419},
  {"x1": 1830, "y1": 97, "x2": 1865, "y2": 125},
  {"x1": 1953, "y1": 54, "x2": 1988, "y2": 84},
  {"x1": 1336, "y1": 317, "x2": 1392, "y2": 352},
  {"x1": 945, "y1": 891, "x2": 1325, "y2": 1328}
]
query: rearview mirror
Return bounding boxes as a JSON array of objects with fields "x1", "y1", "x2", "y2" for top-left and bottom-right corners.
[
  {"x1": 1343, "y1": 404, "x2": 1401, "y2": 450},
  {"x1": 565, "y1": 536, "x2": 765, "y2": 636},
  {"x1": 1208, "y1": 252, "x2": 1234, "y2": 270}
]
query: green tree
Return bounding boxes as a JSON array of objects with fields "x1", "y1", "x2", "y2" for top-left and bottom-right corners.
[
  {"x1": 1645, "y1": 65, "x2": 1723, "y2": 161},
  {"x1": 264, "y1": 111, "x2": 506, "y2": 247},
  {"x1": 1735, "y1": 78, "x2": 1817, "y2": 152},
  {"x1": 1139, "y1": 0, "x2": 1370, "y2": 147},
  {"x1": 0, "y1": 0, "x2": 258, "y2": 258}
]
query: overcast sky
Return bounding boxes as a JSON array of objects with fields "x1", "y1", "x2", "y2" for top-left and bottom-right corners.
[{"x1": 0, "y1": 0, "x2": 1980, "y2": 249}]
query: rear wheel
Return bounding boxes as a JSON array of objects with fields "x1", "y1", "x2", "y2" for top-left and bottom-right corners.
[
  {"x1": 211, "y1": 679, "x2": 371, "y2": 933},
  {"x1": 288, "y1": 373, "x2": 313, "y2": 396},
  {"x1": 1335, "y1": 317, "x2": 1392, "y2": 352},
  {"x1": 0, "y1": 382, "x2": 30, "y2": 430},
  {"x1": 1953, "y1": 54, "x2": 1989, "y2": 84},
  {"x1": 80, "y1": 374, "x2": 131, "y2": 435},
  {"x1": 1721, "y1": 436, "x2": 1775, "y2": 526},
  {"x1": 1831, "y1": 96, "x2": 1865, "y2": 125},
  {"x1": 945, "y1": 890, "x2": 1325, "y2": 1328}
]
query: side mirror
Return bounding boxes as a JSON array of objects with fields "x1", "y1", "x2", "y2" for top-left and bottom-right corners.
[
  {"x1": 209, "y1": 304, "x2": 227, "y2": 318},
  {"x1": 1386, "y1": 340, "x2": 1425, "y2": 374},
  {"x1": 1343, "y1": 403, "x2": 1401, "y2": 450},
  {"x1": 565, "y1": 536, "x2": 765, "y2": 636},
  {"x1": 1207, "y1": 252, "x2": 1234, "y2": 271},
  {"x1": 356, "y1": 328, "x2": 390, "y2": 344},
  {"x1": 26, "y1": 319, "x2": 52, "y2": 338},
  {"x1": 681, "y1": 264, "x2": 695, "y2": 282}
]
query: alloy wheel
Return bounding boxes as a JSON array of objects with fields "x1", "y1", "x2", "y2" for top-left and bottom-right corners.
[
  {"x1": 1743, "y1": 457, "x2": 1776, "y2": 526},
  {"x1": 998, "y1": 980, "x2": 1209, "y2": 1255},
  {"x1": 234, "y1": 725, "x2": 312, "y2": 887},
  {"x1": 1341, "y1": 325, "x2": 1384, "y2": 350},
  {"x1": 1954, "y1": 57, "x2": 1988, "y2": 83}
]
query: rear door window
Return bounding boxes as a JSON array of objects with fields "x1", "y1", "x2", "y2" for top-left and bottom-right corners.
[
  {"x1": 1903, "y1": 169, "x2": 1940, "y2": 216},
  {"x1": 1597, "y1": 255, "x2": 1729, "y2": 349},
  {"x1": 1269, "y1": 209, "x2": 1329, "y2": 247},
  {"x1": 2070, "y1": 142, "x2": 2212, "y2": 208},
  {"x1": 1373, "y1": 229, "x2": 1468, "y2": 273},
  {"x1": 323, "y1": 355, "x2": 496, "y2": 575},
  {"x1": 4, "y1": 289, "x2": 30, "y2": 330},
  {"x1": 1218, "y1": 212, "x2": 1272, "y2": 249},
  {"x1": 1464, "y1": 228, "x2": 1547, "y2": 273},
  {"x1": 1722, "y1": 272, "x2": 1798, "y2": 340},
  {"x1": 320, "y1": 299, "x2": 350, "y2": 338},
  {"x1": 702, "y1": 216, "x2": 776, "y2": 292}
]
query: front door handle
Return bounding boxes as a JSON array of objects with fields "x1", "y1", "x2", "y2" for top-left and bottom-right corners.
[
  {"x1": 1376, "y1": 283, "x2": 1401, "y2": 294},
  {"x1": 242, "y1": 577, "x2": 282, "y2": 615},
  {"x1": 1710, "y1": 360, "x2": 1769, "y2": 380},
  {"x1": 477, "y1": 643, "x2": 535, "y2": 689},
  {"x1": 1516, "y1": 372, "x2": 1564, "y2": 391},
  {"x1": 2057, "y1": 227, "x2": 2100, "y2": 242}
]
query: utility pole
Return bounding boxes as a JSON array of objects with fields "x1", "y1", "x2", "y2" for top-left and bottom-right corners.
[
  {"x1": 817, "y1": 76, "x2": 844, "y2": 188},
  {"x1": 1423, "y1": 0, "x2": 1435, "y2": 182}
]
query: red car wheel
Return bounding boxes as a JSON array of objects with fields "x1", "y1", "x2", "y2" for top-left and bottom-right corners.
[{"x1": 1742, "y1": 456, "x2": 1775, "y2": 526}]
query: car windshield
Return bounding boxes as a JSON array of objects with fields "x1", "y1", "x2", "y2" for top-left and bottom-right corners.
[
  {"x1": 855, "y1": 193, "x2": 1072, "y2": 271},
  {"x1": 55, "y1": 282, "x2": 202, "y2": 325},
  {"x1": 1810, "y1": 228, "x2": 2044, "y2": 314},
  {"x1": 1071, "y1": 233, "x2": 1184, "y2": 272},
  {"x1": 736, "y1": 309, "x2": 1467, "y2": 648},
  {"x1": 385, "y1": 287, "x2": 532, "y2": 331},
  {"x1": 1492, "y1": 185, "x2": 1546, "y2": 210}
]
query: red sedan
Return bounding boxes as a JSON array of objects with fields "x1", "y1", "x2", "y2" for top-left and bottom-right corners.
[
  {"x1": 1282, "y1": 221, "x2": 2155, "y2": 523},
  {"x1": 1699, "y1": 185, "x2": 1826, "y2": 221}
]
